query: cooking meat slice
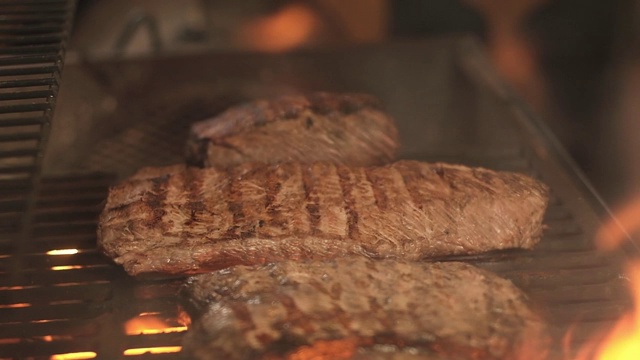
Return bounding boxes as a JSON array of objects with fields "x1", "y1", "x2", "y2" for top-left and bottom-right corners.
[
  {"x1": 185, "y1": 92, "x2": 399, "y2": 168},
  {"x1": 181, "y1": 258, "x2": 549, "y2": 360},
  {"x1": 97, "y1": 160, "x2": 549, "y2": 276}
]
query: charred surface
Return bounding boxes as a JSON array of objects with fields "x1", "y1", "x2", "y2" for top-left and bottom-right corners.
[
  {"x1": 97, "y1": 160, "x2": 549, "y2": 276},
  {"x1": 185, "y1": 92, "x2": 399, "y2": 168},
  {"x1": 181, "y1": 258, "x2": 549, "y2": 360}
]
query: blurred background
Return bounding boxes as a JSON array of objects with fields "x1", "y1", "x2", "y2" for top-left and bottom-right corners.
[{"x1": 66, "y1": 0, "x2": 639, "y2": 210}]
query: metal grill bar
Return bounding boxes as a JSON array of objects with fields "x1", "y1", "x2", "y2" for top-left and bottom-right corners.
[
  {"x1": 0, "y1": 0, "x2": 74, "y2": 244},
  {"x1": 0, "y1": 116, "x2": 46, "y2": 127},
  {"x1": 0, "y1": 66, "x2": 60, "y2": 77},
  {"x1": 0, "y1": 0, "x2": 69, "y2": 5},
  {"x1": 0, "y1": 78, "x2": 58, "y2": 88},
  {"x1": 0, "y1": 177, "x2": 188, "y2": 359},
  {"x1": 0, "y1": 45, "x2": 61, "y2": 55}
]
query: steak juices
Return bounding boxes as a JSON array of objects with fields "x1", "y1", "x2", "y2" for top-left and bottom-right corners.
[{"x1": 97, "y1": 93, "x2": 550, "y2": 359}]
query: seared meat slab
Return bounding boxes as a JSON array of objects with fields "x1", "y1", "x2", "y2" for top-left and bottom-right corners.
[
  {"x1": 98, "y1": 160, "x2": 548, "y2": 276},
  {"x1": 185, "y1": 92, "x2": 399, "y2": 168},
  {"x1": 182, "y1": 258, "x2": 549, "y2": 360}
]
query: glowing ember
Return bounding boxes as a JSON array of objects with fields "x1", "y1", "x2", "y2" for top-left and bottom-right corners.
[
  {"x1": 49, "y1": 352, "x2": 96, "y2": 360},
  {"x1": 0, "y1": 338, "x2": 20, "y2": 345},
  {"x1": 134, "y1": 326, "x2": 187, "y2": 335},
  {"x1": 46, "y1": 249, "x2": 79, "y2": 256},
  {"x1": 122, "y1": 346, "x2": 182, "y2": 356},
  {"x1": 137, "y1": 311, "x2": 160, "y2": 316},
  {"x1": 0, "y1": 285, "x2": 31, "y2": 290},
  {"x1": 0, "y1": 303, "x2": 31, "y2": 308},
  {"x1": 124, "y1": 314, "x2": 188, "y2": 335},
  {"x1": 39, "y1": 335, "x2": 73, "y2": 342},
  {"x1": 177, "y1": 306, "x2": 192, "y2": 328},
  {"x1": 51, "y1": 265, "x2": 83, "y2": 271}
]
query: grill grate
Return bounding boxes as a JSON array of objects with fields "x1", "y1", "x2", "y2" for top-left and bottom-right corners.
[
  {"x1": 1, "y1": 36, "x2": 634, "y2": 358},
  {"x1": 0, "y1": 0, "x2": 75, "y2": 237},
  {"x1": 0, "y1": 174, "x2": 188, "y2": 359},
  {"x1": 0, "y1": 157, "x2": 630, "y2": 359}
]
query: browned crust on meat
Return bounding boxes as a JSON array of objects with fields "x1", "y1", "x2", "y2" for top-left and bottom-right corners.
[
  {"x1": 181, "y1": 259, "x2": 550, "y2": 360},
  {"x1": 185, "y1": 92, "x2": 399, "y2": 168},
  {"x1": 97, "y1": 160, "x2": 549, "y2": 276},
  {"x1": 191, "y1": 93, "x2": 384, "y2": 138}
]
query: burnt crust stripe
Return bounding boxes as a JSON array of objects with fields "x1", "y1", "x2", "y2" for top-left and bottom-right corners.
[
  {"x1": 106, "y1": 200, "x2": 141, "y2": 214},
  {"x1": 264, "y1": 165, "x2": 281, "y2": 213},
  {"x1": 263, "y1": 164, "x2": 288, "y2": 234},
  {"x1": 144, "y1": 175, "x2": 169, "y2": 227},
  {"x1": 186, "y1": 169, "x2": 206, "y2": 226},
  {"x1": 364, "y1": 167, "x2": 387, "y2": 211},
  {"x1": 336, "y1": 165, "x2": 359, "y2": 239},
  {"x1": 395, "y1": 166, "x2": 423, "y2": 210},
  {"x1": 301, "y1": 164, "x2": 321, "y2": 235},
  {"x1": 225, "y1": 168, "x2": 243, "y2": 239}
]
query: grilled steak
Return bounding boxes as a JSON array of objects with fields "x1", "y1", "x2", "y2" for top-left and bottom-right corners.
[
  {"x1": 98, "y1": 160, "x2": 548, "y2": 276},
  {"x1": 185, "y1": 92, "x2": 399, "y2": 168},
  {"x1": 181, "y1": 258, "x2": 549, "y2": 360}
]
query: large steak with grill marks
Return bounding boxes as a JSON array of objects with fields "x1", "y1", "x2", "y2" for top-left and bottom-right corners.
[
  {"x1": 185, "y1": 92, "x2": 399, "y2": 168},
  {"x1": 181, "y1": 258, "x2": 549, "y2": 360},
  {"x1": 97, "y1": 160, "x2": 548, "y2": 276}
]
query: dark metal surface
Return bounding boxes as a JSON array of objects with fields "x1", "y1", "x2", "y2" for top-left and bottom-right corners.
[
  {"x1": 0, "y1": 0, "x2": 75, "y2": 237},
  {"x1": 0, "y1": 36, "x2": 633, "y2": 358}
]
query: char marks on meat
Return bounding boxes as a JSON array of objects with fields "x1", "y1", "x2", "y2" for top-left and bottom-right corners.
[
  {"x1": 97, "y1": 160, "x2": 548, "y2": 276},
  {"x1": 185, "y1": 92, "x2": 399, "y2": 168},
  {"x1": 181, "y1": 258, "x2": 549, "y2": 360}
]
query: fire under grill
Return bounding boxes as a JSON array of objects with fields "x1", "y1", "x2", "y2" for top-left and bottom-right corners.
[{"x1": 0, "y1": 12, "x2": 636, "y2": 360}]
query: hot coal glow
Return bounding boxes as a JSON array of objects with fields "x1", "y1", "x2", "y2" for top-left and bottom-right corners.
[
  {"x1": 122, "y1": 346, "x2": 182, "y2": 356},
  {"x1": 49, "y1": 352, "x2": 97, "y2": 360},
  {"x1": 51, "y1": 265, "x2": 83, "y2": 271},
  {"x1": 122, "y1": 313, "x2": 187, "y2": 356},
  {"x1": 124, "y1": 313, "x2": 188, "y2": 335},
  {"x1": 46, "y1": 249, "x2": 79, "y2": 256}
]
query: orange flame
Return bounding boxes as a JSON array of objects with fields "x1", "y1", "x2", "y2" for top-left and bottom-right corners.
[
  {"x1": 237, "y1": 4, "x2": 319, "y2": 52},
  {"x1": 568, "y1": 195, "x2": 640, "y2": 360},
  {"x1": 596, "y1": 197, "x2": 640, "y2": 251},
  {"x1": 122, "y1": 314, "x2": 186, "y2": 356},
  {"x1": 124, "y1": 313, "x2": 187, "y2": 335},
  {"x1": 590, "y1": 263, "x2": 640, "y2": 359},
  {"x1": 124, "y1": 314, "x2": 187, "y2": 335}
]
